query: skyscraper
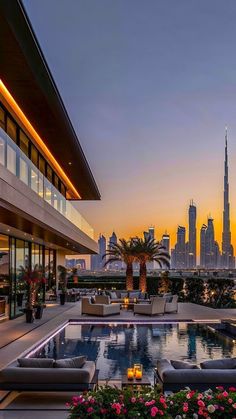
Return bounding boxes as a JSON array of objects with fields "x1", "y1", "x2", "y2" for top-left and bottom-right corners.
[
  {"x1": 108, "y1": 231, "x2": 121, "y2": 270},
  {"x1": 188, "y1": 201, "x2": 197, "y2": 268},
  {"x1": 91, "y1": 234, "x2": 106, "y2": 270},
  {"x1": 173, "y1": 226, "x2": 186, "y2": 269},
  {"x1": 221, "y1": 128, "x2": 235, "y2": 269},
  {"x1": 200, "y1": 224, "x2": 207, "y2": 267},
  {"x1": 162, "y1": 233, "x2": 170, "y2": 255},
  {"x1": 143, "y1": 226, "x2": 155, "y2": 270}
]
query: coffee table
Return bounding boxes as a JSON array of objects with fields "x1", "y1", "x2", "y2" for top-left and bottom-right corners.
[{"x1": 121, "y1": 373, "x2": 151, "y2": 390}]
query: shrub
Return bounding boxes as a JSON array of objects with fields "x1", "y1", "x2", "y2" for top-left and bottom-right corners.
[
  {"x1": 67, "y1": 386, "x2": 236, "y2": 418},
  {"x1": 184, "y1": 277, "x2": 205, "y2": 304}
]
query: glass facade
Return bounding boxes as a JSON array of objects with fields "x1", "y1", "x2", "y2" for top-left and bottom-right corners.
[{"x1": 0, "y1": 233, "x2": 56, "y2": 319}]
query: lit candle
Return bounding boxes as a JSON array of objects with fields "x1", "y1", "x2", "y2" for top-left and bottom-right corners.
[
  {"x1": 135, "y1": 369, "x2": 142, "y2": 380},
  {"x1": 127, "y1": 368, "x2": 134, "y2": 380}
]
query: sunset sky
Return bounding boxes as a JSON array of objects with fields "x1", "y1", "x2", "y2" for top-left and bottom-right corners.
[{"x1": 24, "y1": 0, "x2": 236, "y2": 256}]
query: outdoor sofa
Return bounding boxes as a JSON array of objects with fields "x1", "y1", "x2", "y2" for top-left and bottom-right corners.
[
  {"x1": 81, "y1": 297, "x2": 120, "y2": 316},
  {"x1": 163, "y1": 294, "x2": 178, "y2": 313},
  {"x1": 0, "y1": 356, "x2": 97, "y2": 391},
  {"x1": 133, "y1": 296, "x2": 166, "y2": 316},
  {"x1": 106, "y1": 290, "x2": 147, "y2": 303},
  {"x1": 155, "y1": 358, "x2": 236, "y2": 392}
]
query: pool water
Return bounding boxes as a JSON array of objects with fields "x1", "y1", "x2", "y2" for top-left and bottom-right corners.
[{"x1": 31, "y1": 323, "x2": 236, "y2": 382}]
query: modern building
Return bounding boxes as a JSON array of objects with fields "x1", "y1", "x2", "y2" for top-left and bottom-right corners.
[
  {"x1": 221, "y1": 128, "x2": 235, "y2": 269},
  {"x1": 91, "y1": 234, "x2": 106, "y2": 271},
  {"x1": 108, "y1": 232, "x2": 122, "y2": 270},
  {"x1": 143, "y1": 226, "x2": 155, "y2": 270},
  {"x1": 200, "y1": 224, "x2": 207, "y2": 267},
  {"x1": 200, "y1": 218, "x2": 220, "y2": 269},
  {"x1": 187, "y1": 201, "x2": 197, "y2": 268},
  {"x1": 171, "y1": 226, "x2": 186, "y2": 269},
  {"x1": 0, "y1": 0, "x2": 100, "y2": 319},
  {"x1": 162, "y1": 233, "x2": 170, "y2": 255}
]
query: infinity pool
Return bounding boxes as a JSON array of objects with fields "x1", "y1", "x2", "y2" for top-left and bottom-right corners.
[{"x1": 31, "y1": 323, "x2": 236, "y2": 382}]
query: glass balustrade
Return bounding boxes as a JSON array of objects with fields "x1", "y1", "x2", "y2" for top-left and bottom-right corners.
[{"x1": 0, "y1": 128, "x2": 94, "y2": 239}]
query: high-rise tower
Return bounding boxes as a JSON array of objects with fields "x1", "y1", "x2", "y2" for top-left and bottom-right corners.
[
  {"x1": 221, "y1": 128, "x2": 235, "y2": 269},
  {"x1": 188, "y1": 201, "x2": 197, "y2": 268}
]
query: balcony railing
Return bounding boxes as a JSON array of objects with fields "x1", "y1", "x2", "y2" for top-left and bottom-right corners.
[{"x1": 0, "y1": 128, "x2": 94, "y2": 239}]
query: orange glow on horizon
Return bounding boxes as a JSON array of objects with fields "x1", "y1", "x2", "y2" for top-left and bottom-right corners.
[{"x1": 0, "y1": 79, "x2": 81, "y2": 199}]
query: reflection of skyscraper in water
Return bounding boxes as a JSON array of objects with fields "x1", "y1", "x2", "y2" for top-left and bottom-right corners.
[{"x1": 187, "y1": 325, "x2": 197, "y2": 361}]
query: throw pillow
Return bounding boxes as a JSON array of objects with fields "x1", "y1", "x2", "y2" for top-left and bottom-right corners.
[
  {"x1": 18, "y1": 358, "x2": 54, "y2": 368},
  {"x1": 171, "y1": 360, "x2": 199, "y2": 369},
  {"x1": 54, "y1": 356, "x2": 87, "y2": 369}
]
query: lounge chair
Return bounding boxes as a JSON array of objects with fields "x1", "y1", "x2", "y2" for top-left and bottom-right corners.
[
  {"x1": 95, "y1": 295, "x2": 110, "y2": 305},
  {"x1": 164, "y1": 295, "x2": 178, "y2": 313},
  {"x1": 133, "y1": 296, "x2": 165, "y2": 316},
  {"x1": 81, "y1": 297, "x2": 120, "y2": 316}
]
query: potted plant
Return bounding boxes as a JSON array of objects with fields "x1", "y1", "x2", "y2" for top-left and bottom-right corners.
[
  {"x1": 72, "y1": 267, "x2": 78, "y2": 284},
  {"x1": 58, "y1": 265, "x2": 68, "y2": 305},
  {"x1": 22, "y1": 266, "x2": 46, "y2": 323}
]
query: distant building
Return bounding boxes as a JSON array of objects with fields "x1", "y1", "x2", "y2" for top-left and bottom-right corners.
[
  {"x1": 200, "y1": 224, "x2": 207, "y2": 267},
  {"x1": 200, "y1": 218, "x2": 220, "y2": 269},
  {"x1": 221, "y1": 128, "x2": 235, "y2": 269},
  {"x1": 188, "y1": 201, "x2": 197, "y2": 268},
  {"x1": 66, "y1": 258, "x2": 86, "y2": 269},
  {"x1": 108, "y1": 231, "x2": 122, "y2": 270},
  {"x1": 162, "y1": 233, "x2": 170, "y2": 255},
  {"x1": 172, "y1": 226, "x2": 186, "y2": 269},
  {"x1": 91, "y1": 234, "x2": 106, "y2": 271},
  {"x1": 143, "y1": 226, "x2": 155, "y2": 270}
]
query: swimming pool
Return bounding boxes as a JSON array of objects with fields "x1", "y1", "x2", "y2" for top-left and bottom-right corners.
[{"x1": 30, "y1": 322, "x2": 236, "y2": 382}]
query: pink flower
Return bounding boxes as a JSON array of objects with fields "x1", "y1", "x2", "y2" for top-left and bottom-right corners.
[
  {"x1": 229, "y1": 387, "x2": 236, "y2": 392},
  {"x1": 222, "y1": 391, "x2": 229, "y2": 397},
  {"x1": 160, "y1": 396, "x2": 166, "y2": 404},
  {"x1": 228, "y1": 398, "x2": 233, "y2": 404},
  {"x1": 145, "y1": 400, "x2": 156, "y2": 406},
  {"x1": 131, "y1": 397, "x2": 136, "y2": 403},
  {"x1": 232, "y1": 403, "x2": 236, "y2": 408},
  {"x1": 151, "y1": 406, "x2": 159, "y2": 417},
  {"x1": 216, "y1": 386, "x2": 224, "y2": 390},
  {"x1": 87, "y1": 407, "x2": 94, "y2": 413},
  {"x1": 198, "y1": 400, "x2": 205, "y2": 407},
  {"x1": 183, "y1": 402, "x2": 189, "y2": 412}
]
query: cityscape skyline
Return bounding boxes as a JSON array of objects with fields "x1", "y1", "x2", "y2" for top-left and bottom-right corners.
[{"x1": 23, "y1": 1, "x2": 236, "y2": 260}]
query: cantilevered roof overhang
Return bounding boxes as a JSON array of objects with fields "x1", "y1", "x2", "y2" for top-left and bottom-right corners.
[{"x1": 0, "y1": 0, "x2": 100, "y2": 200}]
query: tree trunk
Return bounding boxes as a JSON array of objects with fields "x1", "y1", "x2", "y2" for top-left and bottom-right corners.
[
  {"x1": 126, "y1": 263, "x2": 133, "y2": 290},
  {"x1": 139, "y1": 262, "x2": 147, "y2": 292}
]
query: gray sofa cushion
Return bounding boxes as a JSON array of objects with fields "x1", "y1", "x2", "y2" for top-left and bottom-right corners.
[
  {"x1": 18, "y1": 358, "x2": 54, "y2": 368},
  {"x1": 129, "y1": 291, "x2": 140, "y2": 298},
  {"x1": 161, "y1": 369, "x2": 236, "y2": 384},
  {"x1": 54, "y1": 356, "x2": 86, "y2": 369},
  {"x1": 109, "y1": 291, "x2": 117, "y2": 299},
  {"x1": 157, "y1": 359, "x2": 175, "y2": 380},
  {"x1": 200, "y1": 358, "x2": 236, "y2": 370},
  {"x1": 120, "y1": 291, "x2": 128, "y2": 299},
  {"x1": 171, "y1": 360, "x2": 199, "y2": 370},
  {"x1": 0, "y1": 361, "x2": 95, "y2": 384}
]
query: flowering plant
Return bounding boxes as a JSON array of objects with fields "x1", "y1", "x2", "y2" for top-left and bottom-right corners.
[
  {"x1": 21, "y1": 265, "x2": 46, "y2": 309},
  {"x1": 67, "y1": 386, "x2": 236, "y2": 419},
  {"x1": 67, "y1": 386, "x2": 169, "y2": 418}
]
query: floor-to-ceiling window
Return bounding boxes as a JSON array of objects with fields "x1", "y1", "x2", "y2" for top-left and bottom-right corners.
[{"x1": 0, "y1": 234, "x2": 10, "y2": 318}]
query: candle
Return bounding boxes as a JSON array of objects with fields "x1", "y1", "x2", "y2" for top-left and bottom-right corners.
[
  {"x1": 127, "y1": 368, "x2": 134, "y2": 380},
  {"x1": 135, "y1": 369, "x2": 142, "y2": 380}
]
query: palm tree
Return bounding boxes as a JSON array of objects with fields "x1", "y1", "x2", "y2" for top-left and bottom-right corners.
[
  {"x1": 103, "y1": 239, "x2": 135, "y2": 290},
  {"x1": 132, "y1": 236, "x2": 170, "y2": 292}
]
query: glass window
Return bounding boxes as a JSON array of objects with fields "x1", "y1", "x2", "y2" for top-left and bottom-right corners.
[
  {"x1": 0, "y1": 134, "x2": 5, "y2": 166},
  {"x1": 60, "y1": 182, "x2": 66, "y2": 197},
  {"x1": 0, "y1": 107, "x2": 5, "y2": 130},
  {"x1": 46, "y1": 165, "x2": 53, "y2": 183},
  {"x1": 31, "y1": 144, "x2": 38, "y2": 167},
  {"x1": 30, "y1": 168, "x2": 38, "y2": 193},
  {"x1": 19, "y1": 131, "x2": 29, "y2": 157},
  {"x1": 19, "y1": 157, "x2": 28, "y2": 185},
  {"x1": 7, "y1": 144, "x2": 16, "y2": 175},
  {"x1": 0, "y1": 234, "x2": 9, "y2": 319},
  {"x1": 39, "y1": 155, "x2": 46, "y2": 176},
  {"x1": 54, "y1": 173, "x2": 59, "y2": 190},
  {"x1": 6, "y1": 117, "x2": 17, "y2": 143}
]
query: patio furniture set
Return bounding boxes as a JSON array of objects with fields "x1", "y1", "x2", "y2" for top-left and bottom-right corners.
[
  {"x1": 1, "y1": 356, "x2": 236, "y2": 393},
  {"x1": 81, "y1": 292, "x2": 178, "y2": 317}
]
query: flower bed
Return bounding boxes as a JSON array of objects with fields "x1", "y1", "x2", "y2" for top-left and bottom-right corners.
[{"x1": 67, "y1": 386, "x2": 236, "y2": 418}]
